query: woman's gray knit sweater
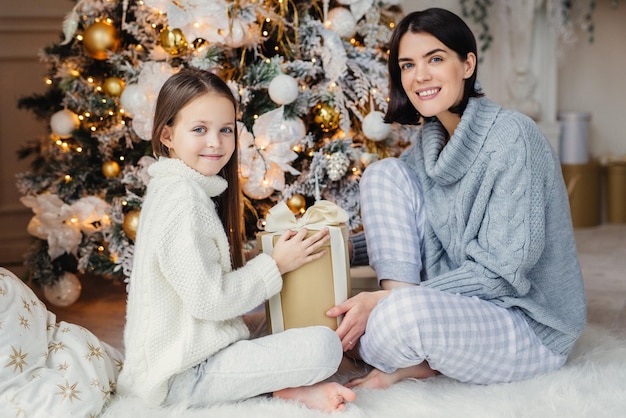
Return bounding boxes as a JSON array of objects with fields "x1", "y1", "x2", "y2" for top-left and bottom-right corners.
[{"x1": 400, "y1": 97, "x2": 586, "y2": 356}]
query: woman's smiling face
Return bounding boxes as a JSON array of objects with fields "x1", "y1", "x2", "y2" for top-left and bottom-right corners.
[{"x1": 398, "y1": 31, "x2": 475, "y2": 123}]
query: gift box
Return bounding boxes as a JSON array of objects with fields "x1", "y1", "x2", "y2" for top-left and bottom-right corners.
[
  {"x1": 562, "y1": 162, "x2": 601, "y2": 228},
  {"x1": 257, "y1": 200, "x2": 351, "y2": 333},
  {"x1": 606, "y1": 162, "x2": 626, "y2": 223}
]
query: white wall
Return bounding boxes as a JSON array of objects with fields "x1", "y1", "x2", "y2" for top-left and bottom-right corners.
[
  {"x1": 557, "y1": 2, "x2": 626, "y2": 159},
  {"x1": 401, "y1": 0, "x2": 626, "y2": 159}
]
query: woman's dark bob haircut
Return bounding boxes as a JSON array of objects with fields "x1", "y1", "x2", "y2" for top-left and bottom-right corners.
[{"x1": 384, "y1": 8, "x2": 484, "y2": 125}]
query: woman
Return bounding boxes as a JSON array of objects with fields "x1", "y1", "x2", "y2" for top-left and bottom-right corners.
[{"x1": 328, "y1": 8, "x2": 586, "y2": 389}]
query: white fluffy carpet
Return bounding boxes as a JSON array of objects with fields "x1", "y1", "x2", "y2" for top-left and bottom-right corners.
[{"x1": 101, "y1": 325, "x2": 626, "y2": 418}]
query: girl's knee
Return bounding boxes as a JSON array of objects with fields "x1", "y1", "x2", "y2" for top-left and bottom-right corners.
[{"x1": 301, "y1": 326, "x2": 343, "y2": 368}]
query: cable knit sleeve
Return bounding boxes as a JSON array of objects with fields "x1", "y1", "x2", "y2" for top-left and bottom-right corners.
[
  {"x1": 156, "y1": 186, "x2": 282, "y2": 321},
  {"x1": 422, "y1": 115, "x2": 552, "y2": 301}
]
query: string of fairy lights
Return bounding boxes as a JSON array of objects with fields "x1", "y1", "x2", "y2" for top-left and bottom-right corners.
[{"x1": 18, "y1": 0, "x2": 409, "y2": 303}]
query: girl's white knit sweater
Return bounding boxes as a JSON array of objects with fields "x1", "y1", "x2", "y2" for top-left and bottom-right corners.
[{"x1": 117, "y1": 158, "x2": 283, "y2": 406}]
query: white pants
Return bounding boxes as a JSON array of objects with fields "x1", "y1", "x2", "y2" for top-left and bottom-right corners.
[{"x1": 165, "y1": 326, "x2": 342, "y2": 407}]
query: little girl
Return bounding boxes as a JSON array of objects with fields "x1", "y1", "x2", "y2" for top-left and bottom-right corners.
[{"x1": 116, "y1": 68, "x2": 355, "y2": 412}]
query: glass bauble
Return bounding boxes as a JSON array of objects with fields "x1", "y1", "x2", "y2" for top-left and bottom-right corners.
[
  {"x1": 327, "y1": 7, "x2": 357, "y2": 38},
  {"x1": 313, "y1": 103, "x2": 340, "y2": 133},
  {"x1": 50, "y1": 109, "x2": 80, "y2": 138},
  {"x1": 286, "y1": 194, "x2": 307, "y2": 213},
  {"x1": 159, "y1": 27, "x2": 188, "y2": 56},
  {"x1": 102, "y1": 160, "x2": 121, "y2": 178},
  {"x1": 103, "y1": 77, "x2": 125, "y2": 96},
  {"x1": 123, "y1": 209, "x2": 141, "y2": 241},
  {"x1": 83, "y1": 21, "x2": 120, "y2": 60},
  {"x1": 269, "y1": 74, "x2": 299, "y2": 105},
  {"x1": 43, "y1": 272, "x2": 82, "y2": 307},
  {"x1": 362, "y1": 110, "x2": 392, "y2": 141}
]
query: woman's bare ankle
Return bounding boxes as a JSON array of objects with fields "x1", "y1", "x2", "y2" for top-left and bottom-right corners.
[{"x1": 403, "y1": 361, "x2": 439, "y2": 380}]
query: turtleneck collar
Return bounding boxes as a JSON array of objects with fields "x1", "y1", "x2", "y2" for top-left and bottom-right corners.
[
  {"x1": 148, "y1": 157, "x2": 228, "y2": 197},
  {"x1": 420, "y1": 97, "x2": 501, "y2": 185}
]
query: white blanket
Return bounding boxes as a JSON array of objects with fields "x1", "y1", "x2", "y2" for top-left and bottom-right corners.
[
  {"x1": 3, "y1": 265, "x2": 624, "y2": 418},
  {"x1": 0, "y1": 268, "x2": 123, "y2": 418},
  {"x1": 102, "y1": 325, "x2": 626, "y2": 418}
]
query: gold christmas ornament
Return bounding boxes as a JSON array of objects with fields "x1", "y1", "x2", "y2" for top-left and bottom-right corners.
[
  {"x1": 286, "y1": 194, "x2": 306, "y2": 213},
  {"x1": 103, "y1": 77, "x2": 125, "y2": 96},
  {"x1": 82, "y1": 21, "x2": 120, "y2": 60},
  {"x1": 159, "y1": 27, "x2": 188, "y2": 56},
  {"x1": 123, "y1": 209, "x2": 141, "y2": 241},
  {"x1": 313, "y1": 103, "x2": 340, "y2": 133},
  {"x1": 102, "y1": 160, "x2": 121, "y2": 178}
]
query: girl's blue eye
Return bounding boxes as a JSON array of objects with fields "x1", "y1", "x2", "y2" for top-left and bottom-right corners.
[
  {"x1": 221, "y1": 127, "x2": 234, "y2": 134},
  {"x1": 193, "y1": 127, "x2": 207, "y2": 134},
  {"x1": 431, "y1": 56, "x2": 442, "y2": 63},
  {"x1": 400, "y1": 62, "x2": 414, "y2": 71}
]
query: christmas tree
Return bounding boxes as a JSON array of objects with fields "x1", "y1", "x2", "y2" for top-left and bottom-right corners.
[{"x1": 16, "y1": 0, "x2": 413, "y2": 302}]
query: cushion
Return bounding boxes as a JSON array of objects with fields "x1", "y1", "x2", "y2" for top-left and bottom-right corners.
[{"x1": 0, "y1": 267, "x2": 123, "y2": 417}]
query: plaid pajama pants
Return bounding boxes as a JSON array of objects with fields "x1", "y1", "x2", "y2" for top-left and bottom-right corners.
[{"x1": 358, "y1": 158, "x2": 566, "y2": 384}]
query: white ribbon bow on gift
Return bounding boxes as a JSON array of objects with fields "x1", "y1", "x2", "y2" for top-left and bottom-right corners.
[{"x1": 264, "y1": 200, "x2": 348, "y2": 232}]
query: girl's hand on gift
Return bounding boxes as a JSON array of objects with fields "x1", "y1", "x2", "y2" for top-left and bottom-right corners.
[
  {"x1": 327, "y1": 290, "x2": 390, "y2": 351},
  {"x1": 272, "y1": 227, "x2": 330, "y2": 275}
]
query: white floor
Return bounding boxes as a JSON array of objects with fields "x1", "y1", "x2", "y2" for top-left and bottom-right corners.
[{"x1": 575, "y1": 224, "x2": 626, "y2": 335}]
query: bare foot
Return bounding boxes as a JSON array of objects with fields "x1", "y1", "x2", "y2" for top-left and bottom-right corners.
[
  {"x1": 273, "y1": 382, "x2": 356, "y2": 412},
  {"x1": 346, "y1": 362, "x2": 438, "y2": 390}
]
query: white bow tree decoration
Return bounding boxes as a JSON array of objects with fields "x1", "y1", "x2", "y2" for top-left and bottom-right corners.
[
  {"x1": 239, "y1": 106, "x2": 304, "y2": 199},
  {"x1": 20, "y1": 194, "x2": 110, "y2": 260}
]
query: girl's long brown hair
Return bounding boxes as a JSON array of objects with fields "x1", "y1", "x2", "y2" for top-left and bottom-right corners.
[{"x1": 151, "y1": 67, "x2": 244, "y2": 269}]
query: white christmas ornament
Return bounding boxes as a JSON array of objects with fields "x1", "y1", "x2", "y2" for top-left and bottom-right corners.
[
  {"x1": 50, "y1": 109, "x2": 80, "y2": 138},
  {"x1": 320, "y1": 29, "x2": 347, "y2": 84},
  {"x1": 120, "y1": 62, "x2": 177, "y2": 140},
  {"x1": 360, "y1": 152, "x2": 379, "y2": 167},
  {"x1": 336, "y1": 0, "x2": 373, "y2": 21},
  {"x1": 268, "y1": 74, "x2": 299, "y2": 105},
  {"x1": 238, "y1": 109, "x2": 302, "y2": 199},
  {"x1": 166, "y1": 0, "x2": 228, "y2": 44},
  {"x1": 142, "y1": 0, "x2": 169, "y2": 11},
  {"x1": 21, "y1": 194, "x2": 110, "y2": 260},
  {"x1": 362, "y1": 110, "x2": 391, "y2": 141},
  {"x1": 241, "y1": 158, "x2": 276, "y2": 200},
  {"x1": 327, "y1": 152, "x2": 351, "y2": 181},
  {"x1": 279, "y1": 117, "x2": 306, "y2": 140},
  {"x1": 223, "y1": 18, "x2": 249, "y2": 48},
  {"x1": 60, "y1": 8, "x2": 79, "y2": 45},
  {"x1": 43, "y1": 272, "x2": 82, "y2": 307},
  {"x1": 326, "y1": 7, "x2": 357, "y2": 39},
  {"x1": 119, "y1": 84, "x2": 146, "y2": 117}
]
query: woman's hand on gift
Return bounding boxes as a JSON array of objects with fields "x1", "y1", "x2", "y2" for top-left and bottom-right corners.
[
  {"x1": 272, "y1": 227, "x2": 330, "y2": 275},
  {"x1": 327, "y1": 290, "x2": 390, "y2": 351}
]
